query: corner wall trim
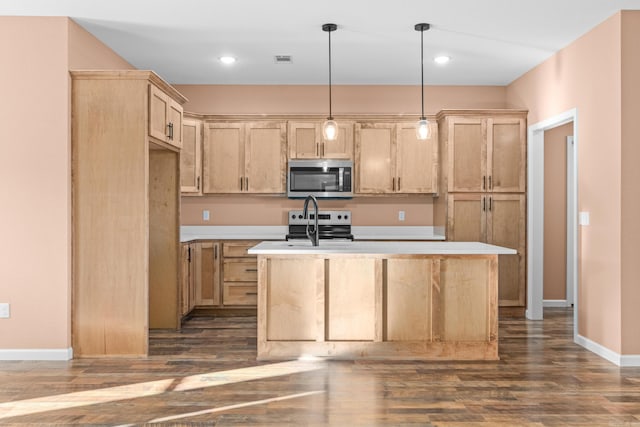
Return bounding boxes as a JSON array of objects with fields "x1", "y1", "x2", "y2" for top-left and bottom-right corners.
[
  {"x1": 543, "y1": 299, "x2": 571, "y2": 308},
  {"x1": 575, "y1": 335, "x2": 640, "y2": 367},
  {"x1": 0, "y1": 348, "x2": 73, "y2": 361}
]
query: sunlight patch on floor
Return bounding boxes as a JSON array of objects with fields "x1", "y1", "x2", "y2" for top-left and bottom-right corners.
[{"x1": 0, "y1": 360, "x2": 325, "y2": 420}]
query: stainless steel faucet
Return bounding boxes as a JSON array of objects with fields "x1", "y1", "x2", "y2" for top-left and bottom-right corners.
[{"x1": 302, "y1": 195, "x2": 319, "y2": 246}]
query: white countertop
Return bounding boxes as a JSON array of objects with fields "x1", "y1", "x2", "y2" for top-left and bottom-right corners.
[
  {"x1": 248, "y1": 240, "x2": 517, "y2": 255},
  {"x1": 180, "y1": 226, "x2": 445, "y2": 242}
]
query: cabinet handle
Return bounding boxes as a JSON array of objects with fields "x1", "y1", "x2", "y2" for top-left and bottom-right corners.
[
  {"x1": 489, "y1": 196, "x2": 492, "y2": 211},
  {"x1": 489, "y1": 176, "x2": 492, "y2": 190},
  {"x1": 214, "y1": 245, "x2": 218, "y2": 260},
  {"x1": 316, "y1": 142, "x2": 319, "y2": 157},
  {"x1": 196, "y1": 176, "x2": 200, "y2": 191},
  {"x1": 245, "y1": 268, "x2": 258, "y2": 272},
  {"x1": 398, "y1": 177, "x2": 401, "y2": 191},
  {"x1": 392, "y1": 177, "x2": 396, "y2": 192},
  {"x1": 167, "y1": 123, "x2": 172, "y2": 139},
  {"x1": 245, "y1": 292, "x2": 258, "y2": 296},
  {"x1": 483, "y1": 196, "x2": 486, "y2": 211},
  {"x1": 483, "y1": 175, "x2": 486, "y2": 190},
  {"x1": 245, "y1": 177, "x2": 249, "y2": 191},
  {"x1": 240, "y1": 177, "x2": 243, "y2": 191},
  {"x1": 322, "y1": 143, "x2": 325, "y2": 157}
]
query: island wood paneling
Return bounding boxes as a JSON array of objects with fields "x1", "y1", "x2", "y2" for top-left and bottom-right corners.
[
  {"x1": 386, "y1": 258, "x2": 432, "y2": 341},
  {"x1": 257, "y1": 253, "x2": 499, "y2": 360},
  {"x1": 265, "y1": 258, "x2": 323, "y2": 341},
  {"x1": 327, "y1": 258, "x2": 377, "y2": 341}
]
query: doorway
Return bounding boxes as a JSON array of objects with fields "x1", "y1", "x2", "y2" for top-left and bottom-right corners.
[{"x1": 526, "y1": 109, "x2": 578, "y2": 338}]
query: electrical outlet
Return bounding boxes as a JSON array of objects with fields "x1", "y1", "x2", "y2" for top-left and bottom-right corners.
[
  {"x1": 0, "y1": 303, "x2": 10, "y2": 319},
  {"x1": 398, "y1": 211, "x2": 405, "y2": 221},
  {"x1": 203, "y1": 210, "x2": 210, "y2": 221}
]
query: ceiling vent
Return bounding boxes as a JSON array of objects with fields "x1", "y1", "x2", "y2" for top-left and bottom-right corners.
[{"x1": 274, "y1": 55, "x2": 293, "y2": 64}]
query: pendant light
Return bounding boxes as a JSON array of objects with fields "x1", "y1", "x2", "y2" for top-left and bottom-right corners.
[
  {"x1": 415, "y1": 23, "x2": 431, "y2": 140},
  {"x1": 322, "y1": 23, "x2": 338, "y2": 141}
]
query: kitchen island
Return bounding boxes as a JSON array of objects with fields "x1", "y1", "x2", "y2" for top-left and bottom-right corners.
[{"x1": 248, "y1": 241, "x2": 516, "y2": 361}]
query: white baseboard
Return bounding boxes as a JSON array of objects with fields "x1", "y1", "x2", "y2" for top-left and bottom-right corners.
[
  {"x1": 543, "y1": 299, "x2": 571, "y2": 308},
  {"x1": 575, "y1": 335, "x2": 640, "y2": 367},
  {"x1": 0, "y1": 348, "x2": 73, "y2": 361}
]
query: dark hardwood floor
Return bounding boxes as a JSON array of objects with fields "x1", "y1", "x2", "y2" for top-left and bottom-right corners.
[{"x1": 1, "y1": 308, "x2": 639, "y2": 426}]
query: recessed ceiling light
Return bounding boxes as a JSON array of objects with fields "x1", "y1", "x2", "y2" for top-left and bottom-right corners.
[
  {"x1": 219, "y1": 56, "x2": 236, "y2": 65},
  {"x1": 434, "y1": 55, "x2": 451, "y2": 65}
]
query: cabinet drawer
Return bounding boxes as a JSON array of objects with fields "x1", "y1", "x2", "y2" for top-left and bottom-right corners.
[
  {"x1": 223, "y1": 283, "x2": 257, "y2": 306},
  {"x1": 223, "y1": 241, "x2": 258, "y2": 258},
  {"x1": 224, "y1": 259, "x2": 258, "y2": 281}
]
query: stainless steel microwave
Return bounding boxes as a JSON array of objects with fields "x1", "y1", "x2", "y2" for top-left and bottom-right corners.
[{"x1": 287, "y1": 159, "x2": 353, "y2": 199}]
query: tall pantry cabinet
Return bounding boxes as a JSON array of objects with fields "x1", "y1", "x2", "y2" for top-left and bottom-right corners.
[
  {"x1": 71, "y1": 71, "x2": 187, "y2": 357},
  {"x1": 434, "y1": 110, "x2": 527, "y2": 314}
]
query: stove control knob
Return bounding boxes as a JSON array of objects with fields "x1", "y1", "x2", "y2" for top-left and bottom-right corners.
[
  {"x1": 291, "y1": 214, "x2": 296, "y2": 219},
  {"x1": 298, "y1": 214, "x2": 303, "y2": 219},
  {"x1": 345, "y1": 215, "x2": 349, "y2": 220},
  {"x1": 338, "y1": 215, "x2": 342, "y2": 220}
]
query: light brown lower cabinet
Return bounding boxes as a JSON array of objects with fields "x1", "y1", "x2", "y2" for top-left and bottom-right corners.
[
  {"x1": 193, "y1": 241, "x2": 221, "y2": 306},
  {"x1": 181, "y1": 240, "x2": 259, "y2": 310},
  {"x1": 258, "y1": 255, "x2": 498, "y2": 361},
  {"x1": 222, "y1": 241, "x2": 258, "y2": 306},
  {"x1": 447, "y1": 193, "x2": 526, "y2": 307}
]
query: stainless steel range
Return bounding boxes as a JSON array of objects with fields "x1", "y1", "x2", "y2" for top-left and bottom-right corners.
[{"x1": 286, "y1": 210, "x2": 353, "y2": 241}]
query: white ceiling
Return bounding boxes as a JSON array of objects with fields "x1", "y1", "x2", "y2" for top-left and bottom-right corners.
[{"x1": 3, "y1": 0, "x2": 640, "y2": 85}]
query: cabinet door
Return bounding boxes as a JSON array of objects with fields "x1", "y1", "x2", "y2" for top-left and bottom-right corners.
[
  {"x1": 168, "y1": 99, "x2": 183, "y2": 147},
  {"x1": 386, "y1": 258, "x2": 432, "y2": 341},
  {"x1": 149, "y1": 85, "x2": 170, "y2": 142},
  {"x1": 447, "y1": 193, "x2": 486, "y2": 242},
  {"x1": 447, "y1": 118, "x2": 487, "y2": 192},
  {"x1": 486, "y1": 194, "x2": 526, "y2": 306},
  {"x1": 355, "y1": 123, "x2": 396, "y2": 194},
  {"x1": 245, "y1": 121, "x2": 287, "y2": 193},
  {"x1": 180, "y1": 119, "x2": 202, "y2": 194},
  {"x1": 487, "y1": 118, "x2": 526, "y2": 192},
  {"x1": 180, "y1": 243, "x2": 191, "y2": 316},
  {"x1": 203, "y1": 123, "x2": 244, "y2": 193},
  {"x1": 194, "y1": 241, "x2": 221, "y2": 306},
  {"x1": 322, "y1": 121, "x2": 354, "y2": 159},
  {"x1": 288, "y1": 122, "x2": 320, "y2": 159},
  {"x1": 396, "y1": 122, "x2": 438, "y2": 193}
]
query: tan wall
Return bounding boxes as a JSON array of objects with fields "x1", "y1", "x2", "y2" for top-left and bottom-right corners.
[
  {"x1": 68, "y1": 19, "x2": 134, "y2": 69},
  {"x1": 620, "y1": 12, "x2": 640, "y2": 355},
  {"x1": 0, "y1": 17, "x2": 135, "y2": 351},
  {"x1": 543, "y1": 123, "x2": 572, "y2": 300},
  {"x1": 182, "y1": 196, "x2": 433, "y2": 226},
  {"x1": 507, "y1": 13, "x2": 624, "y2": 352},
  {"x1": 0, "y1": 17, "x2": 71, "y2": 349},
  {"x1": 177, "y1": 85, "x2": 506, "y2": 226},
  {"x1": 174, "y1": 85, "x2": 507, "y2": 115}
]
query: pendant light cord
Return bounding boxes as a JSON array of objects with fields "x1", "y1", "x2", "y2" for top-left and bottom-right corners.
[
  {"x1": 328, "y1": 28, "x2": 333, "y2": 119},
  {"x1": 420, "y1": 26, "x2": 425, "y2": 120}
]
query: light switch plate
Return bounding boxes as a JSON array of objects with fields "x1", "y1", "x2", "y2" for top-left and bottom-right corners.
[
  {"x1": 0, "y1": 303, "x2": 10, "y2": 319},
  {"x1": 398, "y1": 211, "x2": 405, "y2": 221},
  {"x1": 579, "y1": 211, "x2": 590, "y2": 226},
  {"x1": 203, "y1": 210, "x2": 210, "y2": 221}
]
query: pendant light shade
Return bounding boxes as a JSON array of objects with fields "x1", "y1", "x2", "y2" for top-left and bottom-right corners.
[
  {"x1": 415, "y1": 23, "x2": 431, "y2": 140},
  {"x1": 322, "y1": 23, "x2": 338, "y2": 141}
]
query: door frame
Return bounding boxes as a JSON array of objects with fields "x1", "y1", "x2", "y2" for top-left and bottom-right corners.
[{"x1": 526, "y1": 108, "x2": 578, "y2": 334}]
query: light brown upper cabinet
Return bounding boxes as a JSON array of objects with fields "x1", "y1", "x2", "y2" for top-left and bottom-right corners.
[
  {"x1": 180, "y1": 118, "x2": 202, "y2": 195},
  {"x1": 288, "y1": 121, "x2": 354, "y2": 159},
  {"x1": 149, "y1": 84, "x2": 183, "y2": 148},
  {"x1": 439, "y1": 112, "x2": 526, "y2": 193},
  {"x1": 203, "y1": 121, "x2": 287, "y2": 194},
  {"x1": 355, "y1": 121, "x2": 438, "y2": 194},
  {"x1": 447, "y1": 193, "x2": 526, "y2": 307}
]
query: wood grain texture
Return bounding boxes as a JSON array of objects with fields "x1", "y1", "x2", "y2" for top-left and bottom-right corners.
[
  {"x1": 245, "y1": 121, "x2": 287, "y2": 193},
  {"x1": 180, "y1": 118, "x2": 202, "y2": 194},
  {"x1": 396, "y1": 122, "x2": 439, "y2": 193},
  {"x1": 1, "y1": 309, "x2": 638, "y2": 425},
  {"x1": 72, "y1": 77, "x2": 149, "y2": 356},
  {"x1": 355, "y1": 122, "x2": 396, "y2": 194}
]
